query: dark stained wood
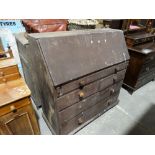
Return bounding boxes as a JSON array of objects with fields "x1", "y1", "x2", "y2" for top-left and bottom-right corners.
[
  {"x1": 60, "y1": 93, "x2": 119, "y2": 135},
  {"x1": 123, "y1": 30, "x2": 155, "y2": 93},
  {"x1": 59, "y1": 81, "x2": 123, "y2": 124},
  {"x1": 15, "y1": 29, "x2": 129, "y2": 134}
]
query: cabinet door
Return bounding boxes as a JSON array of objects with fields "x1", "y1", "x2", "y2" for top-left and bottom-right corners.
[{"x1": 0, "y1": 104, "x2": 40, "y2": 135}]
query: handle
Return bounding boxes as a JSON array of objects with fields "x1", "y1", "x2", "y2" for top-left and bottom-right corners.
[
  {"x1": 79, "y1": 81, "x2": 85, "y2": 89},
  {"x1": 0, "y1": 72, "x2": 4, "y2": 76},
  {"x1": 115, "y1": 66, "x2": 120, "y2": 73},
  {"x1": 107, "y1": 100, "x2": 111, "y2": 106},
  {"x1": 146, "y1": 67, "x2": 150, "y2": 72},
  {"x1": 79, "y1": 91, "x2": 84, "y2": 100},
  {"x1": 110, "y1": 88, "x2": 115, "y2": 95},
  {"x1": 113, "y1": 75, "x2": 118, "y2": 83},
  {"x1": 10, "y1": 105, "x2": 17, "y2": 113},
  {"x1": 2, "y1": 78, "x2": 7, "y2": 83},
  {"x1": 78, "y1": 117, "x2": 83, "y2": 125},
  {"x1": 150, "y1": 56, "x2": 154, "y2": 60}
]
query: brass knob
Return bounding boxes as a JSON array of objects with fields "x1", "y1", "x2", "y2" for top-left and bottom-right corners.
[
  {"x1": 10, "y1": 105, "x2": 17, "y2": 113},
  {"x1": 79, "y1": 91, "x2": 84, "y2": 100},
  {"x1": 0, "y1": 72, "x2": 4, "y2": 76},
  {"x1": 78, "y1": 118, "x2": 83, "y2": 125},
  {"x1": 79, "y1": 81, "x2": 85, "y2": 89}
]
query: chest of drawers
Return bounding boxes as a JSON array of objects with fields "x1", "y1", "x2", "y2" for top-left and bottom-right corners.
[
  {"x1": 16, "y1": 29, "x2": 129, "y2": 134},
  {"x1": 0, "y1": 78, "x2": 40, "y2": 135},
  {"x1": 0, "y1": 58, "x2": 21, "y2": 84},
  {"x1": 123, "y1": 32, "x2": 155, "y2": 93}
]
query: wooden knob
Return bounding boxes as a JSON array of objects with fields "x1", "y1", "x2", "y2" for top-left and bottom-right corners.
[
  {"x1": 150, "y1": 56, "x2": 154, "y2": 60},
  {"x1": 10, "y1": 105, "x2": 17, "y2": 113},
  {"x1": 78, "y1": 105, "x2": 82, "y2": 109},
  {"x1": 79, "y1": 81, "x2": 85, "y2": 89},
  {"x1": 0, "y1": 72, "x2": 4, "y2": 76},
  {"x1": 115, "y1": 67, "x2": 119, "y2": 73},
  {"x1": 2, "y1": 78, "x2": 7, "y2": 83},
  {"x1": 110, "y1": 88, "x2": 115, "y2": 95},
  {"x1": 146, "y1": 67, "x2": 150, "y2": 72},
  {"x1": 113, "y1": 75, "x2": 117, "y2": 83},
  {"x1": 107, "y1": 100, "x2": 111, "y2": 106},
  {"x1": 79, "y1": 91, "x2": 84, "y2": 99},
  {"x1": 78, "y1": 118, "x2": 83, "y2": 125}
]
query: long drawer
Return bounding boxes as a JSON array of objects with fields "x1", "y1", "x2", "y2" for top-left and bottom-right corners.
[
  {"x1": 143, "y1": 53, "x2": 155, "y2": 65},
  {"x1": 0, "y1": 65, "x2": 19, "y2": 77},
  {"x1": 0, "y1": 73, "x2": 21, "y2": 84},
  {"x1": 56, "y1": 69, "x2": 126, "y2": 111},
  {"x1": 136, "y1": 72, "x2": 155, "y2": 89},
  {"x1": 56, "y1": 62, "x2": 128, "y2": 97},
  {"x1": 59, "y1": 81, "x2": 123, "y2": 124},
  {"x1": 60, "y1": 93, "x2": 119, "y2": 134}
]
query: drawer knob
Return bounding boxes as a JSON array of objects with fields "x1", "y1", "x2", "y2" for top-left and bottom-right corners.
[
  {"x1": 146, "y1": 67, "x2": 150, "y2": 71},
  {"x1": 79, "y1": 91, "x2": 84, "y2": 99},
  {"x1": 113, "y1": 76, "x2": 117, "y2": 83},
  {"x1": 78, "y1": 118, "x2": 83, "y2": 125},
  {"x1": 115, "y1": 67, "x2": 119, "y2": 73},
  {"x1": 150, "y1": 56, "x2": 154, "y2": 60},
  {"x1": 107, "y1": 100, "x2": 111, "y2": 106},
  {"x1": 110, "y1": 88, "x2": 115, "y2": 95},
  {"x1": 10, "y1": 105, "x2": 17, "y2": 113},
  {"x1": 0, "y1": 72, "x2": 4, "y2": 76},
  {"x1": 78, "y1": 105, "x2": 82, "y2": 109},
  {"x1": 2, "y1": 78, "x2": 7, "y2": 83},
  {"x1": 79, "y1": 81, "x2": 85, "y2": 89}
]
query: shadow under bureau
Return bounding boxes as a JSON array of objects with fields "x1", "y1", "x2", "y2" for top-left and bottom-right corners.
[{"x1": 16, "y1": 29, "x2": 129, "y2": 134}]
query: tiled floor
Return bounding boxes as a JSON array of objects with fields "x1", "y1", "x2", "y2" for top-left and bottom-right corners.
[{"x1": 36, "y1": 80, "x2": 155, "y2": 135}]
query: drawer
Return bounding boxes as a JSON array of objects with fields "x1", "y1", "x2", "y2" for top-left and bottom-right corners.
[
  {"x1": 59, "y1": 81, "x2": 123, "y2": 124},
  {"x1": 139, "y1": 65, "x2": 155, "y2": 80},
  {"x1": 0, "y1": 73, "x2": 21, "y2": 84},
  {"x1": 0, "y1": 103, "x2": 40, "y2": 135},
  {"x1": 0, "y1": 98, "x2": 31, "y2": 117},
  {"x1": 144, "y1": 53, "x2": 155, "y2": 64},
  {"x1": 136, "y1": 72, "x2": 155, "y2": 89},
  {"x1": 0, "y1": 65, "x2": 19, "y2": 77},
  {"x1": 56, "y1": 62, "x2": 128, "y2": 97},
  {"x1": 138, "y1": 67, "x2": 155, "y2": 80},
  {"x1": 60, "y1": 93, "x2": 119, "y2": 134},
  {"x1": 56, "y1": 69, "x2": 125, "y2": 111}
]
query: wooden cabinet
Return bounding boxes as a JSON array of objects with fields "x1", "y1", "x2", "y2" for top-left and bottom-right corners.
[
  {"x1": 16, "y1": 29, "x2": 129, "y2": 134},
  {"x1": 123, "y1": 30, "x2": 155, "y2": 93},
  {"x1": 0, "y1": 99, "x2": 39, "y2": 135},
  {"x1": 0, "y1": 76, "x2": 40, "y2": 135}
]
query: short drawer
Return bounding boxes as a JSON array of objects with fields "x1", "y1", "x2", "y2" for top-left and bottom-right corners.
[
  {"x1": 56, "y1": 62, "x2": 128, "y2": 97},
  {"x1": 0, "y1": 73, "x2": 21, "y2": 84},
  {"x1": 59, "y1": 81, "x2": 123, "y2": 124},
  {"x1": 136, "y1": 72, "x2": 155, "y2": 89},
  {"x1": 144, "y1": 53, "x2": 155, "y2": 64},
  {"x1": 56, "y1": 69, "x2": 125, "y2": 111},
  {"x1": 0, "y1": 65, "x2": 19, "y2": 77},
  {"x1": 60, "y1": 93, "x2": 119, "y2": 134},
  {"x1": 139, "y1": 63, "x2": 155, "y2": 80},
  {"x1": 0, "y1": 98, "x2": 31, "y2": 117}
]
